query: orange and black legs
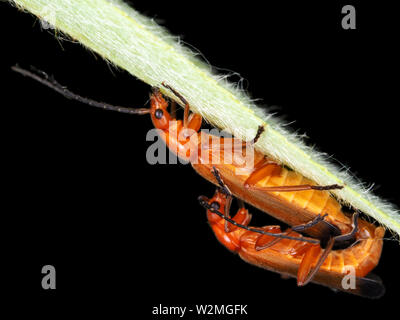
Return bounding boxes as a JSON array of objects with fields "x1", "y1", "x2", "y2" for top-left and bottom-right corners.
[
  {"x1": 244, "y1": 158, "x2": 343, "y2": 192},
  {"x1": 170, "y1": 100, "x2": 177, "y2": 119},
  {"x1": 249, "y1": 126, "x2": 265, "y2": 145},
  {"x1": 255, "y1": 214, "x2": 329, "y2": 251},
  {"x1": 211, "y1": 166, "x2": 232, "y2": 196},
  {"x1": 222, "y1": 196, "x2": 253, "y2": 233},
  {"x1": 162, "y1": 82, "x2": 202, "y2": 136},
  {"x1": 297, "y1": 211, "x2": 359, "y2": 286},
  {"x1": 210, "y1": 166, "x2": 251, "y2": 233},
  {"x1": 244, "y1": 159, "x2": 282, "y2": 188},
  {"x1": 239, "y1": 125, "x2": 265, "y2": 148}
]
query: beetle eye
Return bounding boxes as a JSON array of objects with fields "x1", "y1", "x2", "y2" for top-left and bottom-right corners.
[
  {"x1": 155, "y1": 109, "x2": 164, "y2": 119},
  {"x1": 210, "y1": 201, "x2": 220, "y2": 211}
]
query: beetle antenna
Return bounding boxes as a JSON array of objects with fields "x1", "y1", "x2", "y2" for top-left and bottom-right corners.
[
  {"x1": 198, "y1": 196, "x2": 320, "y2": 245},
  {"x1": 11, "y1": 65, "x2": 150, "y2": 115}
]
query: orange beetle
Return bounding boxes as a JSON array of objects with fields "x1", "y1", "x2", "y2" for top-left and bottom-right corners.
[{"x1": 199, "y1": 188, "x2": 385, "y2": 298}]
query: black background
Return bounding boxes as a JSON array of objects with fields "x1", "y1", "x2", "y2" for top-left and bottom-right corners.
[{"x1": 1, "y1": 0, "x2": 399, "y2": 317}]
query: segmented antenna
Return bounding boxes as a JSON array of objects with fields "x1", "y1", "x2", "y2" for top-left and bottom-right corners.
[{"x1": 11, "y1": 65, "x2": 150, "y2": 115}]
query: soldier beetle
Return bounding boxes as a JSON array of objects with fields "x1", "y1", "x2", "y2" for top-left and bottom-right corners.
[
  {"x1": 12, "y1": 66, "x2": 385, "y2": 297},
  {"x1": 199, "y1": 188, "x2": 385, "y2": 298}
]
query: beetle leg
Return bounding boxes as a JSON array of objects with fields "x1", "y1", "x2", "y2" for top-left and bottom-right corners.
[
  {"x1": 162, "y1": 82, "x2": 188, "y2": 106},
  {"x1": 291, "y1": 214, "x2": 328, "y2": 233},
  {"x1": 255, "y1": 214, "x2": 328, "y2": 251},
  {"x1": 211, "y1": 166, "x2": 232, "y2": 197},
  {"x1": 250, "y1": 125, "x2": 265, "y2": 144},
  {"x1": 183, "y1": 103, "x2": 190, "y2": 128},
  {"x1": 227, "y1": 125, "x2": 265, "y2": 151},
  {"x1": 221, "y1": 189, "x2": 251, "y2": 233},
  {"x1": 226, "y1": 207, "x2": 253, "y2": 233},
  {"x1": 223, "y1": 194, "x2": 233, "y2": 233},
  {"x1": 181, "y1": 101, "x2": 202, "y2": 137},
  {"x1": 245, "y1": 167, "x2": 343, "y2": 192},
  {"x1": 297, "y1": 237, "x2": 335, "y2": 286},
  {"x1": 255, "y1": 226, "x2": 287, "y2": 250},
  {"x1": 170, "y1": 100, "x2": 176, "y2": 118},
  {"x1": 162, "y1": 82, "x2": 202, "y2": 135},
  {"x1": 297, "y1": 211, "x2": 360, "y2": 285},
  {"x1": 221, "y1": 196, "x2": 252, "y2": 233},
  {"x1": 186, "y1": 112, "x2": 202, "y2": 134},
  {"x1": 240, "y1": 125, "x2": 265, "y2": 147},
  {"x1": 224, "y1": 198, "x2": 253, "y2": 233},
  {"x1": 334, "y1": 211, "x2": 359, "y2": 243},
  {"x1": 244, "y1": 157, "x2": 343, "y2": 191},
  {"x1": 248, "y1": 184, "x2": 343, "y2": 192},
  {"x1": 244, "y1": 160, "x2": 282, "y2": 188}
]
